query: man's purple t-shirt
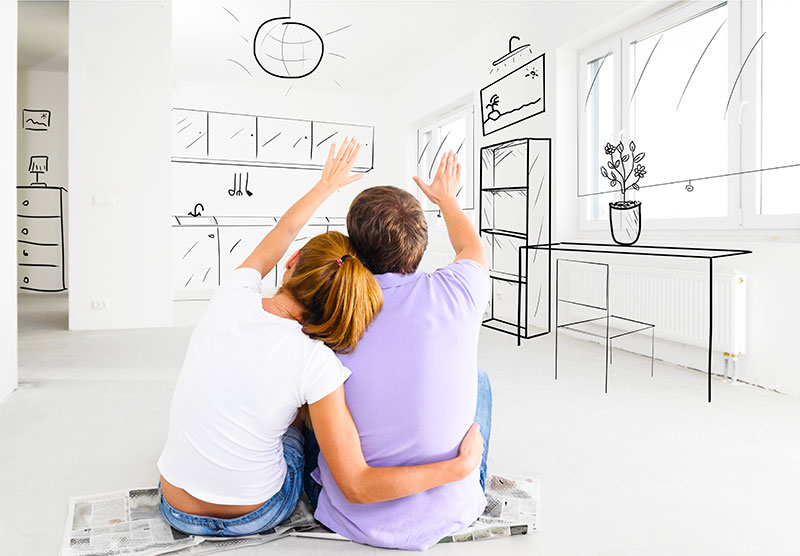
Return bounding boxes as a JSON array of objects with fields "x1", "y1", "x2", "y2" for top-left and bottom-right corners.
[{"x1": 312, "y1": 259, "x2": 490, "y2": 550}]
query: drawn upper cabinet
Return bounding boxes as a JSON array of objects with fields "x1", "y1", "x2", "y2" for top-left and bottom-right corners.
[
  {"x1": 209, "y1": 112, "x2": 257, "y2": 162},
  {"x1": 171, "y1": 108, "x2": 374, "y2": 172},
  {"x1": 310, "y1": 122, "x2": 374, "y2": 172},
  {"x1": 256, "y1": 117, "x2": 312, "y2": 167},
  {"x1": 173, "y1": 109, "x2": 208, "y2": 159}
]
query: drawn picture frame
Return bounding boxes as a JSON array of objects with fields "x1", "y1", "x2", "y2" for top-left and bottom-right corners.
[{"x1": 480, "y1": 53, "x2": 545, "y2": 136}]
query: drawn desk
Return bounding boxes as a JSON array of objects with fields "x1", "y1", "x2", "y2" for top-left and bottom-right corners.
[{"x1": 519, "y1": 242, "x2": 752, "y2": 402}]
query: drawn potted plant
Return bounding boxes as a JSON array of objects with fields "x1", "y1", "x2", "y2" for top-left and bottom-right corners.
[
  {"x1": 486, "y1": 94, "x2": 502, "y2": 121},
  {"x1": 600, "y1": 141, "x2": 646, "y2": 245}
]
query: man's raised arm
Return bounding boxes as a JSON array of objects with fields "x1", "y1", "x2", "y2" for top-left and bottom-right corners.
[{"x1": 413, "y1": 151, "x2": 487, "y2": 269}]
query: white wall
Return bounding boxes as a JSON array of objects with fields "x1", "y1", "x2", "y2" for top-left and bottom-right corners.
[
  {"x1": 17, "y1": 70, "x2": 68, "y2": 188},
  {"x1": 1, "y1": 2, "x2": 19, "y2": 401},
  {"x1": 68, "y1": 0, "x2": 173, "y2": 330}
]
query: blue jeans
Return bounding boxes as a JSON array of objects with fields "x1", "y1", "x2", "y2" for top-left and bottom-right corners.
[
  {"x1": 303, "y1": 368, "x2": 493, "y2": 508},
  {"x1": 159, "y1": 426, "x2": 304, "y2": 537}
]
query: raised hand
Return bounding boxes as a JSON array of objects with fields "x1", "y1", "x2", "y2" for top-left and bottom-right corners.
[
  {"x1": 412, "y1": 150, "x2": 462, "y2": 207},
  {"x1": 317, "y1": 137, "x2": 363, "y2": 194}
]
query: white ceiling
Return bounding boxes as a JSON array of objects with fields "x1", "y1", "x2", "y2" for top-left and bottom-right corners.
[
  {"x1": 18, "y1": 0, "x2": 68, "y2": 72},
  {"x1": 173, "y1": 0, "x2": 532, "y2": 95}
]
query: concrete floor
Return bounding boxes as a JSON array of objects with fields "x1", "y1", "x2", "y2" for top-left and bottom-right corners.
[{"x1": 2, "y1": 293, "x2": 800, "y2": 555}]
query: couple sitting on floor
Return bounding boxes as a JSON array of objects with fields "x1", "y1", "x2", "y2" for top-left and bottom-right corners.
[{"x1": 157, "y1": 138, "x2": 492, "y2": 551}]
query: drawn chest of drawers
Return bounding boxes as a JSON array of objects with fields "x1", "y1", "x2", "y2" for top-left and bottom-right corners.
[{"x1": 17, "y1": 185, "x2": 67, "y2": 292}]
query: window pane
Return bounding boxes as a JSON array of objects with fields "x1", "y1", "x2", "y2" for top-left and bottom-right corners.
[
  {"x1": 584, "y1": 52, "x2": 614, "y2": 221},
  {"x1": 758, "y1": 0, "x2": 800, "y2": 215},
  {"x1": 416, "y1": 110, "x2": 472, "y2": 212},
  {"x1": 629, "y1": 5, "x2": 728, "y2": 219}
]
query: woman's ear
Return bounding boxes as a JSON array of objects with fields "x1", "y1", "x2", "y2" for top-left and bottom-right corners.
[{"x1": 286, "y1": 250, "x2": 301, "y2": 271}]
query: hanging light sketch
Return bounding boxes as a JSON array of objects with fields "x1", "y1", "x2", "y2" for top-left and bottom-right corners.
[
  {"x1": 253, "y1": 3, "x2": 324, "y2": 79},
  {"x1": 223, "y1": 1, "x2": 350, "y2": 85}
]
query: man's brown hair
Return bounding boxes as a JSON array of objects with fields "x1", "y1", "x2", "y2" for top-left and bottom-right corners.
[{"x1": 346, "y1": 186, "x2": 428, "y2": 275}]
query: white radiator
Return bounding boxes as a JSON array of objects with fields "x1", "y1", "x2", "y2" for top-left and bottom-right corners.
[{"x1": 560, "y1": 265, "x2": 746, "y2": 355}]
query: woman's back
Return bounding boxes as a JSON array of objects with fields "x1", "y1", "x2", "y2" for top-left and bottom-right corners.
[{"x1": 158, "y1": 267, "x2": 350, "y2": 506}]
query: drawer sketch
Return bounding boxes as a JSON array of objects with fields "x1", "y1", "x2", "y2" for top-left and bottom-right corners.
[
  {"x1": 172, "y1": 108, "x2": 374, "y2": 172},
  {"x1": 17, "y1": 186, "x2": 67, "y2": 292},
  {"x1": 172, "y1": 215, "x2": 346, "y2": 301}
]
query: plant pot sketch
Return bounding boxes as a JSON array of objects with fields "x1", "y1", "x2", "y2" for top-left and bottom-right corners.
[
  {"x1": 599, "y1": 140, "x2": 647, "y2": 246},
  {"x1": 609, "y1": 200, "x2": 641, "y2": 246}
]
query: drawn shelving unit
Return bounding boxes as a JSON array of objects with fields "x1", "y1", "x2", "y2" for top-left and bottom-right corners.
[
  {"x1": 172, "y1": 108, "x2": 374, "y2": 172},
  {"x1": 17, "y1": 185, "x2": 67, "y2": 292},
  {"x1": 479, "y1": 138, "x2": 551, "y2": 343},
  {"x1": 172, "y1": 215, "x2": 346, "y2": 301}
]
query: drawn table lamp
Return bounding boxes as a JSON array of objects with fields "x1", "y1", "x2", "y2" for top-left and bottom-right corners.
[{"x1": 28, "y1": 155, "x2": 49, "y2": 186}]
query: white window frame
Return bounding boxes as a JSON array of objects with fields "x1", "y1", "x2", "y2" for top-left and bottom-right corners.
[
  {"x1": 578, "y1": 0, "x2": 800, "y2": 233},
  {"x1": 415, "y1": 104, "x2": 475, "y2": 213}
]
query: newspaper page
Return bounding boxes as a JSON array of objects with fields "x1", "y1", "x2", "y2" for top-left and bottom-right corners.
[
  {"x1": 61, "y1": 489, "x2": 320, "y2": 556},
  {"x1": 60, "y1": 489, "x2": 201, "y2": 556},
  {"x1": 61, "y1": 475, "x2": 538, "y2": 555},
  {"x1": 438, "y1": 474, "x2": 539, "y2": 543}
]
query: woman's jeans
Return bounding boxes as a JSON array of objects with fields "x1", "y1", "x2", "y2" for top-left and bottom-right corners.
[
  {"x1": 158, "y1": 426, "x2": 304, "y2": 537},
  {"x1": 303, "y1": 368, "x2": 493, "y2": 508}
]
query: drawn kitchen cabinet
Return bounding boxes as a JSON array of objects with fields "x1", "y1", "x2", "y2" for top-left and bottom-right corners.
[
  {"x1": 17, "y1": 186, "x2": 67, "y2": 292},
  {"x1": 479, "y1": 138, "x2": 551, "y2": 340},
  {"x1": 171, "y1": 108, "x2": 374, "y2": 172},
  {"x1": 208, "y1": 112, "x2": 257, "y2": 162},
  {"x1": 173, "y1": 109, "x2": 209, "y2": 160},
  {"x1": 217, "y1": 218, "x2": 278, "y2": 287},
  {"x1": 255, "y1": 117, "x2": 312, "y2": 167},
  {"x1": 172, "y1": 217, "x2": 220, "y2": 299},
  {"x1": 310, "y1": 122, "x2": 374, "y2": 172}
]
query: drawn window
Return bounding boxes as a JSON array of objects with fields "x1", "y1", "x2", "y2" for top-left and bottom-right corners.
[
  {"x1": 757, "y1": 0, "x2": 800, "y2": 216},
  {"x1": 584, "y1": 51, "x2": 615, "y2": 221},
  {"x1": 627, "y1": 4, "x2": 729, "y2": 219},
  {"x1": 416, "y1": 106, "x2": 474, "y2": 212}
]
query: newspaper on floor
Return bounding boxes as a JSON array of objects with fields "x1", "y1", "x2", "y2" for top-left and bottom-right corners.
[
  {"x1": 61, "y1": 474, "x2": 538, "y2": 556},
  {"x1": 59, "y1": 488, "x2": 318, "y2": 556}
]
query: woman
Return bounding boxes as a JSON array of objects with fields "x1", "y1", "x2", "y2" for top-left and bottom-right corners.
[{"x1": 157, "y1": 138, "x2": 482, "y2": 537}]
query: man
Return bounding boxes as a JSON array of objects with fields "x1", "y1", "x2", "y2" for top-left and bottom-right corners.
[{"x1": 304, "y1": 151, "x2": 491, "y2": 550}]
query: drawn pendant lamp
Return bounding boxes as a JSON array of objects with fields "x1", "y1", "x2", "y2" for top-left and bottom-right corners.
[
  {"x1": 253, "y1": 1, "x2": 324, "y2": 79},
  {"x1": 600, "y1": 141, "x2": 645, "y2": 245}
]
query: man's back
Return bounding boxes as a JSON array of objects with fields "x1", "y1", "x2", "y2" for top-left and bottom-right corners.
[{"x1": 313, "y1": 260, "x2": 489, "y2": 550}]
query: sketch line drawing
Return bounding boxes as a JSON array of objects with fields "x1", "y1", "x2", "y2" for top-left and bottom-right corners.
[
  {"x1": 578, "y1": 161, "x2": 800, "y2": 198},
  {"x1": 28, "y1": 156, "x2": 49, "y2": 186},
  {"x1": 584, "y1": 52, "x2": 611, "y2": 109},
  {"x1": 253, "y1": 14, "x2": 325, "y2": 79},
  {"x1": 227, "y1": 58, "x2": 253, "y2": 76},
  {"x1": 229, "y1": 239, "x2": 242, "y2": 253},
  {"x1": 17, "y1": 185, "x2": 67, "y2": 292},
  {"x1": 428, "y1": 131, "x2": 451, "y2": 179},
  {"x1": 629, "y1": 34, "x2": 664, "y2": 105},
  {"x1": 222, "y1": 6, "x2": 239, "y2": 22},
  {"x1": 316, "y1": 132, "x2": 337, "y2": 148},
  {"x1": 724, "y1": 31, "x2": 766, "y2": 119},
  {"x1": 493, "y1": 36, "x2": 531, "y2": 66},
  {"x1": 228, "y1": 172, "x2": 250, "y2": 196},
  {"x1": 22, "y1": 109, "x2": 51, "y2": 131},
  {"x1": 188, "y1": 203, "x2": 204, "y2": 217},
  {"x1": 326, "y1": 24, "x2": 351, "y2": 36},
  {"x1": 479, "y1": 138, "x2": 552, "y2": 344},
  {"x1": 328, "y1": 52, "x2": 346, "y2": 59},
  {"x1": 172, "y1": 108, "x2": 374, "y2": 172},
  {"x1": 676, "y1": 19, "x2": 727, "y2": 110},
  {"x1": 480, "y1": 53, "x2": 546, "y2": 136},
  {"x1": 182, "y1": 242, "x2": 199, "y2": 260}
]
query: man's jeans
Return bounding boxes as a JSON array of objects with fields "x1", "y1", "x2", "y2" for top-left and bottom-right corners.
[{"x1": 303, "y1": 368, "x2": 493, "y2": 508}]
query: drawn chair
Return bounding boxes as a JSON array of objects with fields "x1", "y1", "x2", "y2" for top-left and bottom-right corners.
[{"x1": 554, "y1": 259, "x2": 655, "y2": 393}]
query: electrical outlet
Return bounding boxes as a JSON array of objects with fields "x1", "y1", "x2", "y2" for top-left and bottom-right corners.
[{"x1": 91, "y1": 299, "x2": 110, "y2": 310}]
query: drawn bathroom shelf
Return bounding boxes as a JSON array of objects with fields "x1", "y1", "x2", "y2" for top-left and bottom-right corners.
[
  {"x1": 479, "y1": 138, "x2": 552, "y2": 343},
  {"x1": 172, "y1": 108, "x2": 374, "y2": 172}
]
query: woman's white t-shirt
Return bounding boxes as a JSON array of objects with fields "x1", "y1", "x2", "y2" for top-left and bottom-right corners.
[{"x1": 158, "y1": 267, "x2": 351, "y2": 506}]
